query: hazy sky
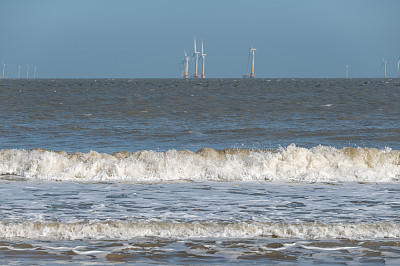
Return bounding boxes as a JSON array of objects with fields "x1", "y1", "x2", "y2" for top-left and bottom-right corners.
[{"x1": 1, "y1": 0, "x2": 399, "y2": 78}]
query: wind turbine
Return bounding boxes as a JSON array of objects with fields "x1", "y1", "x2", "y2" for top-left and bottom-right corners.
[
  {"x1": 180, "y1": 53, "x2": 185, "y2": 78},
  {"x1": 397, "y1": 57, "x2": 400, "y2": 78},
  {"x1": 345, "y1": 65, "x2": 349, "y2": 79},
  {"x1": 26, "y1": 64, "x2": 29, "y2": 79},
  {"x1": 248, "y1": 44, "x2": 257, "y2": 78},
  {"x1": 34, "y1": 66, "x2": 37, "y2": 80},
  {"x1": 1, "y1": 62, "x2": 6, "y2": 78},
  {"x1": 18, "y1": 65, "x2": 21, "y2": 79},
  {"x1": 192, "y1": 36, "x2": 200, "y2": 78},
  {"x1": 382, "y1": 58, "x2": 388, "y2": 78},
  {"x1": 200, "y1": 39, "x2": 207, "y2": 78},
  {"x1": 181, "y1": 51, "x2": 190, "y2": 79}
]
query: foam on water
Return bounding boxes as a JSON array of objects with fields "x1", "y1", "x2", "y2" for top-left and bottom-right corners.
[
  {"x1": 1, "y1": 144, "x2": 399, "y2": 183},
  {"x1": 0, "y1": 221, "x2": 399, "y2": 240}
]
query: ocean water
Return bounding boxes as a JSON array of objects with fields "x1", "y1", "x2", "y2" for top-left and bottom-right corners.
[{"x1": 0, "y1": 78, "x2": 399, "y2": 265}]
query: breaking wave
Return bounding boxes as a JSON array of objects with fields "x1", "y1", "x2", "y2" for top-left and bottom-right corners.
[
  {"x1": 0, "y1": 220, "x2": 399, "y2": 240},
  {"x1": 0, "y1": 145, "x2": 399, "y2": 183}
]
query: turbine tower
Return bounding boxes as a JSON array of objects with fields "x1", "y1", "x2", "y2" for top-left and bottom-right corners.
[
  {"x1": 249, "y1": 45, "x2": 257, "y2": 78},
  {"x1": 382, "y1": 58, "x2": 388, "y2": 78},
  {"x1": 200, "y1": 39, "x2": 207, "y2": 78},
  {"x1": 18, "y1": 65, "x2": 21, "y2": 79},
  {"x1": 345, "y1": 65, "x2": 349, "y2": 79},
  {"x1": 34, "y1": 66, "x2": 37, "y2": 80},
  {"x1": 26, "y1": 64, "x2": 29, "y2": 79},
  {"x1": 192, "y1": 36, "x2": 200, "y2": 78}
]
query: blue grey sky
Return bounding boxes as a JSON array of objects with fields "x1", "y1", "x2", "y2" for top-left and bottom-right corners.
[{"x1": 1, "y1": 0, "x2": 399, "y2": 78}]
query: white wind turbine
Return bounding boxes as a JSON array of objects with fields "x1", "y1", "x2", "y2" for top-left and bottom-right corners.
[
  {"x1": 248, "y1": 44, "x2": 257, "y2": 78},
  {"x1": 200, "y1": 39, "x2": 207, "y2": 78},
  {"x1": 382, "y1": 58, "x2": 388, "y2": 78},
  {"x1": 34, "y1": 66, "x2": 37, "y2": 80},
  {"x1": 18, "y1": 65, "x2": 21, "y2": 79},
  {"x1": 1, "y1": 62, "x2": 6, "y2": 78},
  {"x1": 397, "y1": 57, "x2": 400, "y2": 78},
  {"x1": 26, "y1": 64, "x2": 29, "y2": 79},
  {"x1": 181, "y1": 50, "x2": 190, "y2": 79},
  {"x1": 345, "y1": 65, "x2": 349, "y2": 79},
  {"x1": 192, "y1": 36, "x2": 200, "y2": 78},
  {"x1": 180, "y1": 53, "x2": 185, "y2": 78},
  {"x1": 185, "y1": 52, "x2": 190, "y2": 79}
]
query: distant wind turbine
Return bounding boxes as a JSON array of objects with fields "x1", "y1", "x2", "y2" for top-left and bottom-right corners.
[
  {"x1": 397, "y1": 57, "x2": 400, "y2": 78},
  {"x1": 248, "y1": 44, "x2": 257, "y2": 78},
  {"x1": 382, "y1": 58, "x2": 388, "y2": 78},
  {"x1": 192, "y1": 36, "x2": 200, "y2": 78},
  {"x1": 200, "y1": 39, "x2": 207, "y2": 78},
  {"x1": 18, "y1": 65, "x2": 21, "y2": 79},
  {"x1": 1, "y1": 62, "x2": 6, "y2": 78},
  {"x1": 345, "y1": 64, "x2": 349, "y2": 79},
  {"x1": 34, "y1": 66, "x2": 37, "y2": 80},
  {"x1": 180, "y1": 53, "x2": 185, "y2": 78},
  {"x1": 26, "y1": 64, "x2": 29, "y2": 79},
  {"x1": 181, "y1": 50, "x2": 190, "y2": 79}
]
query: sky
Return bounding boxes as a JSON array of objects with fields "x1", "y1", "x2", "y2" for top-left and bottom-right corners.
[{"x1": 0, "y1": 0, "x2": 400, "y2": 78}]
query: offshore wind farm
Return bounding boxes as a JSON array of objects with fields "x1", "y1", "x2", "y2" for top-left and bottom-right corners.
[
  {"x1": 1, "y1": 49, "x2": 400, "y2": 79},
  {"x1": 181, "y1": 37, "x2": 206, "y2": 79},
  {"x1": 177, "y1": 37, "x2": 399, "y2": 79},
  {"x1": 0, "y1": 36, "x2": 398, "y2": 80},
  {"x1": 0, "y1": 63, "x2": 37, "y2": 80},
  {"x1": 180, "y1": 38, "x2": 259, "y2": 79}
]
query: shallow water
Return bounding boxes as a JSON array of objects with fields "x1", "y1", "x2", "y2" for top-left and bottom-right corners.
[
  {"x1": 0, "y1": 179, "x2": 399, "y2": 264},
  {"x1": 0, "y1": 78, "x2": 399, "y2": 264}
]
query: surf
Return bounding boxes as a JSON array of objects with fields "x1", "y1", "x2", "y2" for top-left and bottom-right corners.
[
  {"x1": 0, "y1": 220, "x2": 399, "y2": 240},
  {"x1": 0, "y1": 144, "x2": 399, "y2": 183}
]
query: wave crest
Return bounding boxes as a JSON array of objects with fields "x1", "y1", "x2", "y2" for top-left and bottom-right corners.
[
  {"x1": 0, "y1": 221, "x2": 399, "y2": 240},
  {"x1": 1, "y1": 145, "x2": 399, "y2": 183}
]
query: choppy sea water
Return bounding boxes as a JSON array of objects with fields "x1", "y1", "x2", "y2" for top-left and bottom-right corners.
[{"x1": 0, "y1": 78, "x2": 399, "y2": 265}]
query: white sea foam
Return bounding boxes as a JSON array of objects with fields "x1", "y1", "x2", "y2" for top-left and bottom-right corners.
[
  {"x1": 299, "y1": 245, "x2": 358, "y2": 251},
  {"x1": 0, "y1": 145, "x2": 399, "y2": 183},
  {"x1": 0, "y1": 221, "x2": 399, "y2": 240}
]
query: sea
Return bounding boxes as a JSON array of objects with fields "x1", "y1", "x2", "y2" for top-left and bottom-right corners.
[{"x1": 0, "y1": 78, "x2": 399, "y2": 265}]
